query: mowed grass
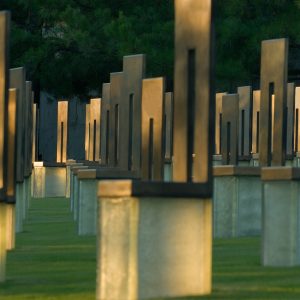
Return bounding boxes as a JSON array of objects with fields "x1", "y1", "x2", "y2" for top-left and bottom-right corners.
[
  {"x1": 0, "y1": 198, "x2": 96, "y2": 300},
  {"x1": 0, "y1": 198, "x2": 300, "y2": 300},
  {"x1": 168, "y1": 238, "x2": 300, "y2": 300}
]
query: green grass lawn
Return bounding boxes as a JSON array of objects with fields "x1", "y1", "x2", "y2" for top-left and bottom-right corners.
[
  {"x1": 0, "y1": 198, "x2": 300, "y2": 300},
  {"x1": 0, "y1": 198, "x2": 96, "y2": 300}
]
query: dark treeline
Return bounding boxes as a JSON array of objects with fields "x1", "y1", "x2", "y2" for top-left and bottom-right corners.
[{"x1": 1, "y1": 0, "x2": 300, "y2": 99}]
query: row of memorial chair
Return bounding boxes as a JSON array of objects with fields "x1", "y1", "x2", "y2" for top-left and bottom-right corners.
[
  {"x1": 2, "y1": 1, "x2": 300, "y2": 299},
  {"x1": 0, "y1": 12, "x2": 36, "y2": 282},
  {"x1": 32, "y1": 83, "x2": 300, "y2": 172},
  {"x1": 65, "y1": 18, "x2": 298, "y2": 300},
  {"x1": 31, "y1": 7, "x2": 300, "y2": 300},
  {"x1": 60, "y1": 2, "x2": 215, "y2": 299}
]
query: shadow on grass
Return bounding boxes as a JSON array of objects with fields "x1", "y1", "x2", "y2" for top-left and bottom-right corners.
[
  {"x1": 1, "y1": 198, "x2": 300, "y2": 300},
  {"x1": 0, "y1": 198, "x2": 96, "y2": 300}
]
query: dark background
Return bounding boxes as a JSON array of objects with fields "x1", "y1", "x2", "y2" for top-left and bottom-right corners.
[{"x1": 2, "y1": 0, "x2": 300, "y2": 161}]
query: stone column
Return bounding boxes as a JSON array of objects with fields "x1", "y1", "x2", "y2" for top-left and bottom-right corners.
[
  {"x1": 44, "y1": 164, "x2": 67, "y2": 197},
  {"x1": 69, "y1": 163, "x2": 84, "y2": 209},
  {"x1": 77, "y1": 170, "x2": 97, "y2": 235},
  {"x1": 261, "y1": 167, "x2": 300, "y2": 266},
  {"x1": 32, "y1": 162, "x2": 45, "y2": 198},
  {"x1": 65, "y1": 159, "x2": 77, "y2": 198},
  {"x1": 96, "y1": 180, "x2": 212, "y2": 300},
  {"x1": 5, "y1": 204, "x2": 15, "y2": 250},
  {"x1": 213, "y1": 166, "x2": 261, "y2": 238},
  {"x1": 163, "y1": 92, "x2": 173, "y2": 181},
  {"x1": 15, "y1": 183, "x2": 24, "y2": 233},
  {"x1": 71, "y1": 166, "x2": 89, "y2": 221}
]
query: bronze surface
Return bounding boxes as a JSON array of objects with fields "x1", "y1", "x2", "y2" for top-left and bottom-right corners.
[
  {"x1": 221, "y1": 94, "x2": 239, "y2": 165},
  {"x1": 95, "y1": 168, "x2": 139, "y2": 179},
  {"x1": 141, "y1": 77, "x2": 165, "y2": 180},
  {"x1": 0, "y1": 11, "x2": 9, "y2": 199},
  {"x1": 98, "y1": 180, "x2": 133, "y2": 197},
  {"x1": 89, "y1": 98, "x2": 101, "y2": 161},
  {"x1": 98, "y1": 179, "x2": 211, "y2": 198},
  {"x1": 173, "y1": 0, "x2": 215, "y2": 187},
  {"x1": 259, "y1": 39, "x2": 288, "y2": 166},
  {"x1": 213, "y1": 165, "x2": 260, "y2": 177},
  {"x1": 10, "y1": 67, "x2": 26, "y2": 183},
  {"x1": 84, "y1": 103, "x2": 90, "y2": 160},
  {"x1": 24, "y1": 81, "x2": 33, "y2": 177},
  {"x1": 108, "y1": 72, "x2": 123, "y2": 167},
  {"x1": 164, "y1": 92, "x2": 173, "y2": 161},
  {"x1": 286, "y1": 83, "x2": 295, "y2": 156},
  {"x1": 119, "y1": 55, "x2": 146, "y2": 172},
  {"x1": 77, "y1": 169, "x2": 97, "y2": 179},
  {"x1": 42, "y1": 162, "x2": 66, "y2": 167},
  {"x1": 56, "y1": 101, "x2": 68, "y2": 163},
  {"x1": 29, "y1": 91, "x2": 34, "y2": 170},
  {"x1": 295, "y1": 87, "x2": 300, "y2": 152},
  {"x1": 215, "y1": 92, "x2": 226, "y2": 154},
  {"x1": 6, "y1": 88, "x2": 17, "y2": 203},
  {"x1": 252, "y1": 90, "x2": 260, "y2": 154},
  {"x1": 71, "y1": 165, "x2": 89, "y2": 175},
  {"x1": 261, "y1": 166, "x2": 300, "y2": 181},
  {"x1": 270, "y1": 94, "x2": 275, "y2": 152},
  {"x1": 32, "y1": 103, "x2": 37, "y2": 162},
  {"x1": 100, "y1": 83, "x2": 110, "y2": 165},
  {"x1": 66, "y1": 159, "x2": 76, "y2": 165},
  {"x1": 237, "y1": 86, "x2": 252, "y2": 157}
]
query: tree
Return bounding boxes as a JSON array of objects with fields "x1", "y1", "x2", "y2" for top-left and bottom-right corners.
[
  {"x1": 1, "y1": 0, "x2": 300, "y2": 98},
  {"x1": 0, "y1": 0, "x2": 174, "y2": 99},
  {"x1": 215, "y1": 0, "x2": 300, "y2": 92}
]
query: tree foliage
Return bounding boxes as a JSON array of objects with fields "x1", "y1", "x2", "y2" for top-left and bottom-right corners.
[
  {"x1": 216, "y1": 0, "x2": 300, "y2": 91},
  {"x1": 1, "y1": 0, "x2": 300, "y2": 98}
]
